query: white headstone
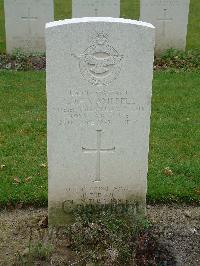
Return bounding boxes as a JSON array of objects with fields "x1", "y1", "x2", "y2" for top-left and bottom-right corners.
[
  {"x1": 46, "y1": 17, "x2": 155, "y2": 225},
  {"x1": 72, "y1": 0, "x2": 120, "y2": 18},
  {"x1": 140, "y1": 0, "x2": 190, "y2": 54},
  {"x1": 4, "y1": 0, "x2": 54, "y2": 54}
]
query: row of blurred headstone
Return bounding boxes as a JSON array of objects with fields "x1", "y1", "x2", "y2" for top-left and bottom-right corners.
[{"x1": 4, "y1": 0, "x2": 190, "y2": 55}]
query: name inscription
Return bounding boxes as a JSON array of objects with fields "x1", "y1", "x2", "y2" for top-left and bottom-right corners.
[{"x1": 52, "y1": 88, "x2": 146, "y2": 127}]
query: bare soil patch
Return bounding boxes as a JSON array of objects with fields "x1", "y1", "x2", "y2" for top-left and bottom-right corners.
[{"x1": 0, "y1": 204, "x2": 199, "y2": 265}]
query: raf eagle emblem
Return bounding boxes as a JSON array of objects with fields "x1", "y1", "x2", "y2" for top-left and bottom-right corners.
[{"x1": 77, "y1": 33, "x2": 123, "y2": 86}]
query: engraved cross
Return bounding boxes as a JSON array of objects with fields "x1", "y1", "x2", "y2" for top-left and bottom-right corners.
[
  {"x1": 21, "y1": 8, "x2": 38, "y2": 35},
  {"x1": 157, "y1": 9, "x2": 172, "y2": 37},
  {"x1": 94, "y1": 8, "x2": 98, "y2": 16},
  {"x1": 82, "y1": 130, "x2": 115, "y2": 182},
  {"x1": 94, "y1": 6, "x2": 98, "y2": 17}
]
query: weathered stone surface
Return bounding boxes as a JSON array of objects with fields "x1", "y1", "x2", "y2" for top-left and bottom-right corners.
[
  {"x1": 72, "y1": 0, "x2": 120, "y2": 18},
  {"x1": 46, "y1": 17, "x2": 155, "y2": 225},
  {"x1": 4, "y1": 0, "x2": 54, "y2": 54},
  {"x1": 140, "y1": 0, "x2": 190, "y2": 54}
]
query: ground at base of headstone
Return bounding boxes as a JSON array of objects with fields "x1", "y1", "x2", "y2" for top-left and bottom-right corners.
[
  {"x1": 0, "y1": 49, "x2": 200, "y2": 71},
  {"x1": 0, "y1": 205, "x2": 199, "y2": 265}
]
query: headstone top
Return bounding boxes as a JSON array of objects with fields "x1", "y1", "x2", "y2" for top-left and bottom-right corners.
[
  {"x1": 46, "y1": 17, "x2": 155, "y2": 29},
  {"x1": 72, "y1": 0, "x2": 120, "y2": 18}
]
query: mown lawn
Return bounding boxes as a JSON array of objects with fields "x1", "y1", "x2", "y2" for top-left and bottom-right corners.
[
  {"x1": 0, "y1": 70, "x2": 199, "y2": 207},
  {"x1": 0, "y1": 71, "x2": 47, "y2": 206},
  {"x1": 149, "y1": 70, "x2": 200, "y2": 203},
  {"x1": 0, "y1": 0, "x2": 199, "y2": 52}
]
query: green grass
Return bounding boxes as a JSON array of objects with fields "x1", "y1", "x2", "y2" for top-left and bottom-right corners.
[
  {"x1": 187, "y1": 0, "x2": 200, "y2": 50},
  {"x1": 0, "y1": 71, "x2": 47, "y2": 206},
  {"x1": 0, "y1": 70, "x2": 199, "y2": 207},
  {"x1": 54, "y1": 0, "x2": 71, "y2": 20},
  {"x1": 149, "y1": 70, "x2": 200, "y2": 203},
  {"x1": 0, "y1": 0, "x2": 199, "y2": 52}
]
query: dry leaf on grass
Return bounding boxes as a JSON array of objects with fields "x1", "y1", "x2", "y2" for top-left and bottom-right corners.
[
  {"x1": 163, "y1": 167, "x2": 173, "y2": 176},
  {"x1": 25, "y1": 176, "x2": 32, "y2": 183},
  {"x1": 40, "y1": 163, "x2": 47, "y2": 168},
  {"x1": 194, "y1": 188, "x2": 200, "y2": 195},
  {"x1": 13, "y1": 177, "x2": 21, "y2": 184}
]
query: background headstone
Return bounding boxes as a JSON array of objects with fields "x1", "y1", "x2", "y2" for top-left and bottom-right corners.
[
  {"x1": 4, "y1": 0, "x2": 54, "y2": 54},
  {"x1": 46, "y1": 17, "x2": 155, "y2": 225},
  {"x1": 140, "y1": 0, "x2": 190, "y2": 54},
  {"x1": 72, "y1": 0, "x2": 120, "y2": 18}
]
